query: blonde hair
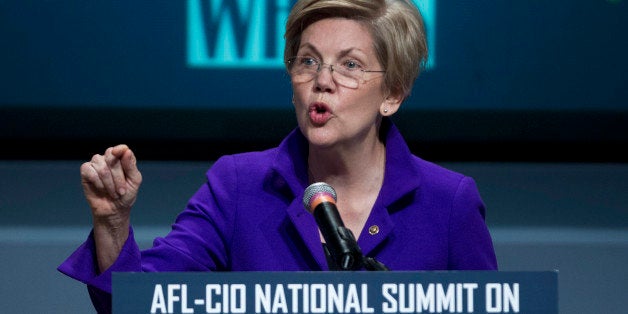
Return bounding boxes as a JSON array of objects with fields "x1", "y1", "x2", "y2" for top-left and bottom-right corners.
[{"x1": 284, "y1": 0, "x2": 428, "y2": 99}]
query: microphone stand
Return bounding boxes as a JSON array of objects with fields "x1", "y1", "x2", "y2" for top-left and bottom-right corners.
[
  {"x1": 323, "y1": 225, "x2": 389, "y2": 271},
  {"x1": 325, "y1": 248, "x2": 390, "y2": 271},
  {"x1": 362, "y1": 256, "x2": 389, "y2": 271}
]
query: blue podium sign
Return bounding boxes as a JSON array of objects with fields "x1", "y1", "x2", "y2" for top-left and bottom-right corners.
[{"x1": 113, "y1": 271, "x2": 557, "y2": 314}]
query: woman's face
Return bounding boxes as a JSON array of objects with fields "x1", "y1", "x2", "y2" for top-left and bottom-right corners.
[{"x1": 290, "y1": 18, "x2": 398, "y2": 150}]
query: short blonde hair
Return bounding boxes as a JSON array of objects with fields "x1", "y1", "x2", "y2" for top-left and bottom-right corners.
[{"x1": 284, "y1": 0, "x2": 428, "y2": 99}]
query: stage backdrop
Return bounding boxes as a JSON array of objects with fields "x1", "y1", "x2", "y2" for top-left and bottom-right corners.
[{"x1": 2, "y1": 0, "x2": 627, "y2": 161}]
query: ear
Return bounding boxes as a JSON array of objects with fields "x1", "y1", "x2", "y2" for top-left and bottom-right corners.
[{"x1": 380, "y1": 93, "x2": 403, "y2": 116}]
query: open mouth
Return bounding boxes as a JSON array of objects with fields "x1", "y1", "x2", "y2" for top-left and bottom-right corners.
[{"x1": 309, "y1": 103, "x2": 332, "y2": 125}]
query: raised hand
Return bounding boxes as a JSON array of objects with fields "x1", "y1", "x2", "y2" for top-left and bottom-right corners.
[{"x1": 79, "y1": 144, "x2": 143, "y2": 271}]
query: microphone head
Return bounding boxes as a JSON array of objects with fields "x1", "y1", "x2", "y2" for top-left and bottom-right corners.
[{"x1": 303, "y1": 182, "x2": 337, "y2": 212}]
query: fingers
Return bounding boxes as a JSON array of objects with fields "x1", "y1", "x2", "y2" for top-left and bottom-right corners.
[
  {"x1": 82, "y1": 145, "x2": 140, "y2": 199},
  {"x1": 105, "y1": 146, "x2": 127, "y2": 196},
  {"x1": 119, "y1": 146, "x2": 143, "y2": 186},
  {"x1": 80, "y1": 160, "x2": 103, "y2": 191},
  {"x1": 89, "y1": 149, "x2": 119, "y2": 199}
]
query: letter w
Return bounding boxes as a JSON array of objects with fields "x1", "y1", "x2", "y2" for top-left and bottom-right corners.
[{"x1": 199, "y1": 0, "x2": 253, "y2": 59}]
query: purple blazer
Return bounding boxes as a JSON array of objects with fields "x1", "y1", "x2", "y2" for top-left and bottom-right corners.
[{"x1": 58, "y1": 120, "x2": 497, "y2": 312}]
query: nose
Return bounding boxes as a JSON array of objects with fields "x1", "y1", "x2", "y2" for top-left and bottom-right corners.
[
  {"x1": 318, "y1": 63, "x2": 334, "y2": 73},
  {"x1": 314, "y1": 63, "x2": 336, "y2": 92}
]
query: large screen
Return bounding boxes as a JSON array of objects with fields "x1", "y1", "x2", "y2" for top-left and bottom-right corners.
[{"x1": 2, "y1": 0, "x2": 627, "y2": 161}]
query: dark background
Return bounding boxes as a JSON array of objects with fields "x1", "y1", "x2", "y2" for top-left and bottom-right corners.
[{"x1": 2, "y1": 0, "x2": 627, "y2": 162}]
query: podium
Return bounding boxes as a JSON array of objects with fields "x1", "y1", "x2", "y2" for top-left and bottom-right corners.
[{"x1": 113, "y1": 271, "x2": 557, "y2": 313}]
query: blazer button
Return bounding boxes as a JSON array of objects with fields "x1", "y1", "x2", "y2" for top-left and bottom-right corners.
[{"x1": 368, "y1": 225, "x2": 380, "y2": 235}]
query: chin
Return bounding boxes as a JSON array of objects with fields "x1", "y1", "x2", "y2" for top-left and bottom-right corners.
[{"x1": 303, "y1": 128, "x2": 337, "y2": 148}]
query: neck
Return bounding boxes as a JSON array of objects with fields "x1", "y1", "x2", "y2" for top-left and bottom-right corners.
[{"x1": 307, "y1": 136, "x2": 386, "y2": 190}]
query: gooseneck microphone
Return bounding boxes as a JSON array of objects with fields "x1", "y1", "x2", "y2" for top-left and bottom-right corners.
[{"x1": 303, "y1": 182, "x2": 364, "y2": 270}]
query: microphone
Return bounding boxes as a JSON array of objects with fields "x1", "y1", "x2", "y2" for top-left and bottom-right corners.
[{"x1": 303, "y1": 182, "x2": 363, "y2": 270}]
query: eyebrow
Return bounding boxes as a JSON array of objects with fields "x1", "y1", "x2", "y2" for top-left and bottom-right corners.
[{"x1": 297, "y1": 43, "x2": 368, "y2": 61}]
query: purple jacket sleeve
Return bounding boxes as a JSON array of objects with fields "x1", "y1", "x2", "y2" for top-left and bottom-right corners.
[
  {"x1": 57, "y1": 228, "x2": 142, "y2": 292},
  {"x1": 447, "y1": 177, "x2": 498, "y2": 270},
  {"x1": 57, "y1": 228, "x2": 142, "y2": 313}
]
